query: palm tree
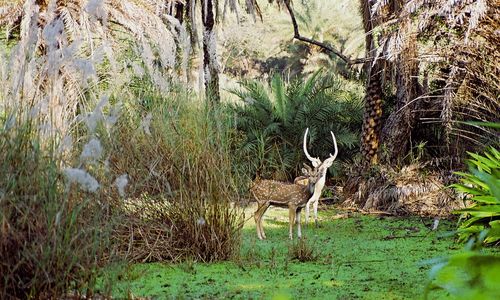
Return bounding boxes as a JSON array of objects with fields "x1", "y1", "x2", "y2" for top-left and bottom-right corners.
[
  {"x1": 369, "y1": 0, "x2": 498, "y2": 164},
  {"x1": 358, "y1": 0, "x2": 385, "y2": 167},
  {"x1": 229, "y1": 72, "x2": 363, "y2": 179}
]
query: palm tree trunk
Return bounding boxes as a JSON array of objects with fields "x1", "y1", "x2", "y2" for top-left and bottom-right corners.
[
  {"x1": 361, "y1": 64, "x2": 384, "y2": 165},
  {"x1": 381, "y1": 36, "x2": 421, "y2": 163},
  {"x1": 201, "y1": 0, "x2": 220, "y2": 104},
  {"x1": 359, "y1": 0, "x2": 384, "y2": 167}
]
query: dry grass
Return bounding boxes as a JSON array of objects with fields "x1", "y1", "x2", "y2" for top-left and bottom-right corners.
[
  {"x1": 0, "y1": 116, "x2": 111, "y2": 299},
  {"x1": 344, "y1": 163, "x2": 462, "y2": 217},
  {"x1": 103, "y1": 89, "x2": 245, "y2": 263},
  {"x1": 288, "y1": 238, "x2": 319, "y2": 262}
]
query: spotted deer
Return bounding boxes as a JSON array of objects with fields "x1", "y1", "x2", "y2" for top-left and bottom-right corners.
[
  {"x1": 250, "y1": 129, "x2": 337, "y2": 239},
  {"x1": 302, "y1": 128, "x2": 338, "y2": 227},
  {"x1": 251, "y1": 167, "x2": 319, "y2": 240}
]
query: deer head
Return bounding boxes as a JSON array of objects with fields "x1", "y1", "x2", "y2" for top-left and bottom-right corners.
[{"x1": 296, "y1": 163, "x2": 319, "y2": 193}]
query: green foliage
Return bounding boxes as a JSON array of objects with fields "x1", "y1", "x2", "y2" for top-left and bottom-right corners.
[
  {"x1": 451, "y1": 147, "x2": 500, "y2": 244},
  {"x1": 286, "y1": 0, "x2": 364, "y2": 76},
  {"x1": 424, "y1": 233, "x2": 500, "y2": 299},
  {"x1": 217, "y1": 0, "x2": 364, "y2": 81},
  {"x1": 228, "y1": 71, "x2": 363, "y2": 179}
]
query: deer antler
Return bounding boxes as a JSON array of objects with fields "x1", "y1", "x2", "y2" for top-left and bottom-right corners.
[
  {"x1": 303, "y1": 128, "x2": 321, "y2": 167},
  {"x1": 324, "y1": 131, "x2": 338, "y2": 164}
]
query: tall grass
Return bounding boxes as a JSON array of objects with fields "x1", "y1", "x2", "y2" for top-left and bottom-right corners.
[
  {"x1": 0, "y1": 81, "x2": 245, "y2": 298},
  {"x1": 0, "y1": 1, "x2": 245, "y2": 298},
  {"x1": 0, "y1": 110, "x2": 110, "y2": 299},
  {"x1": 109, "y1": 85, "x2": 244, "y2": 263}
]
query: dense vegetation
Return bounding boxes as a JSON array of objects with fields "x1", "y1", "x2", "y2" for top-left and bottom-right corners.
[
  {"x1": 0, "y1": 0, "x2": 498, "y2": 298},
  {"x1": 229, "y1": 72, "x2": 363, "y2": 179}
]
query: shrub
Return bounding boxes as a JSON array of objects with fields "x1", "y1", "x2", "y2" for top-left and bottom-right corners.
[
  {"x1": 424, "y1": 233, "x2": 500, "y2": 299},
  {"x1": 0, "y1": 115, "x2": 108, "y2": 299},
  {"x1": 228, "y1": 71, "x2": 363, "y2": 180},
  {"x1": 288, "y1": 238, "x2": 318, "y2": 262},
  {"x1": 108, "y1": 85, "x2": 244, "y2": 263},
  {"x1": 452, "y1": 146, "x2": 500, "y2": 244}
]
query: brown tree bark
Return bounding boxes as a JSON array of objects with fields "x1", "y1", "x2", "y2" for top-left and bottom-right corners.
[
  {"x1": 361, "y1": 64, "x2": 384, "y2": 166},
  {"x1": 358, "y1": 0, "x2": 385, "y2": 167},
  {"x1": 201, "y1": 0, "x2": 220, "y2": 103},
  {"x1": 380, "y1": 24, "x2": 421, "y2": 164}
]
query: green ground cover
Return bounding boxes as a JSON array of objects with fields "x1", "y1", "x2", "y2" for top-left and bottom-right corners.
[{"x1": 98, "y1": 207, "x2": 497, "y2": 299}]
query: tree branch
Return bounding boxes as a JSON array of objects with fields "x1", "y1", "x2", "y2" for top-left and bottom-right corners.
[{"x1": 283, "y1": 0, "x2": 367, "y2": 66}]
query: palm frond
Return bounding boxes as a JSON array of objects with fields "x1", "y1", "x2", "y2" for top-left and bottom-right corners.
[{"x1": 230, "y1": 72, "x2": 364, "y2": 179}]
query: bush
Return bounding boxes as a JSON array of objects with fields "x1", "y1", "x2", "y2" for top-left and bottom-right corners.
[
  {"x1": 424, "y1": 233, "x2": 500, "y2": 299},
  {"x1": 452, "y1": 146, "x2": 500, "y2": 244},
  {"x1": 0, "y1": 115, "x2": 108, "y2": 299},
  {"x1": 228, "y1": 71, "x2": 363, "y2": 180},
  {"x1": 108, "y1": 85, "x2": 244, "y2": 263}
]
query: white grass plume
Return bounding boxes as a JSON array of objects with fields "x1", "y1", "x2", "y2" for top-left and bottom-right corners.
[
  {"x1": 63, "y1": 168, "x2": 100, "y2": 193},
  {"x1": 114, "y1": 174, "x2": 129, "y2": 198},
  {"x1": 80, "y1": 138, "x2": 103, "y2": 164}
]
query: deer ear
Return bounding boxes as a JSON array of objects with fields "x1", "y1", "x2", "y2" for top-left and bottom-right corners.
[{"x1": 301, "y1": 168, "x2": 308, "y2": 175}]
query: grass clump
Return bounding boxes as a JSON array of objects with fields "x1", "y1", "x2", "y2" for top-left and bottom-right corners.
[
  {"x1": 108, "y1": 86, "x2": 244, "y2": 263},
  {"x1": 0, "y1": 115, "x2": 109, "y2": 299},
  {"x1": 288, "y1": 238, "x2": 319, "y2": 263}
]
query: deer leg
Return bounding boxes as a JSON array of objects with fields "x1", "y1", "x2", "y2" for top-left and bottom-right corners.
[
  {"x1": 259, "y1": 203, "x2": 270, "y2": 239},
  {"x1": 296, "y1": 208, "x2": 302, "y2": 239},
  {"x1": 313, "y1": 200, "x2": 319, "y2": 228},
  {"x1": 289, "y1": 205, "x2": 296, "y2": 240},
  {"x1": 305, "y1": 199, "x2": 312, "y2": 225},
  {"x1": 254, "y1": 204, "x2": 263, "y2": 240}
]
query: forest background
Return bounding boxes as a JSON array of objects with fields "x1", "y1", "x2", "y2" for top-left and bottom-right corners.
[{"x1": 0, "y1": 0, "x2": 499, "y2": 298}]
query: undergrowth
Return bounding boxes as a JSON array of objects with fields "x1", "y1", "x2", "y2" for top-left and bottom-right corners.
[
  {"x1": 288, "y1": 238, "x2": 319, "y2": 262},
  {"x1": 452, "y1": 146, "x2": 500, "y2": 244},
  {"x1": 228, "y1": 71, "x2": 363, "y2": 180},
  {"x1": 108, "y1": 86, "x2": 245, "y2": 263},
  {"x1": 0, "y1": 113, "x2": 110, "y2": 299}
]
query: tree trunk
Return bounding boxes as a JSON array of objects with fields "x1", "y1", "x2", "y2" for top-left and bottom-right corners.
[
  {"x1": 361, "y1": 64, "x2": 384, "y2": 166},
  {"x1": 381, "y1": 33, "x2": 421, "y2": 164},
  {"x1": 201, "y1": 0, "x2": 220, "y2": 104},
  {"x1": 174, "y1": 2, "x2": 184, "y2": 23},
  {"x1": 359, "y1": 0, "x2": 373, "y2": 76},
  {"x1": 359, "y1": 0, "x2": 384, "y2": 167}
]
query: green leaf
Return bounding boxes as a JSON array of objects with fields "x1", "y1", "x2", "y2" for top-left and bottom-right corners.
[
  {"x1": 470, "y1": 196, "x2": 500, "y2": 204},
  {"x1": 459, "y1": 216, "x2": 486, "y2": 228},
  {"x1": 487, "y1": 220, "x2": 500, "y2": 243},
  {"x1": 462, "y1": 121, "x2": 500, "y2": 129},
  {"x1": 458, "y1": 203, "x2": 500, "y2": 213},
  {"x1": 450, "y1": 184, "x2": 485, "y2": 196},
  {"x1": 472, "y1": 169, "x2": 500, "y2": 202}
]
